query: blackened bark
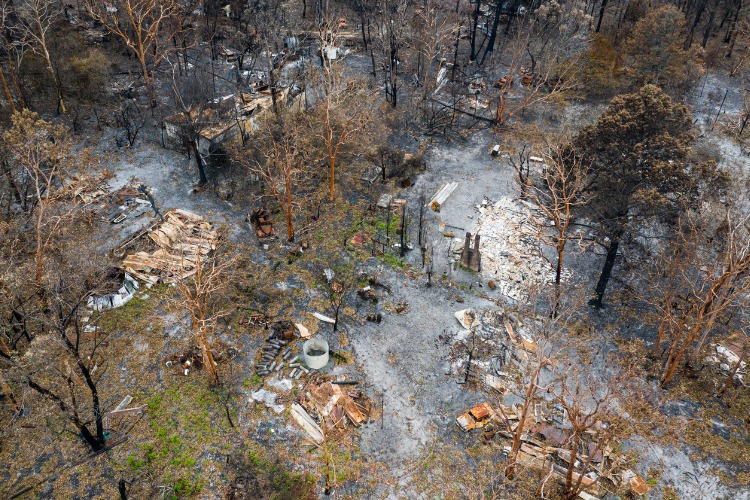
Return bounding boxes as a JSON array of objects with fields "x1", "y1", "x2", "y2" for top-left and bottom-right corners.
[
  {"x1": 701, "y1": 7, "x2": 716, "y2": 47},
  {"x1": 590, "y1": 234, "x2": 620, "y2": 307},
  {"x1": 596, "y1": 0, "x2": 609, "y2": 33},
  {"x1": 685, "y1": 0, "x2": 708, "y2": 49},
  {"x1": 481, "y1": 0, "x2": 504, "y2": 65},
  {"x1": 191, "y1": 141, "x2": 208, "y2": 185},
  {"x1": 27, "y1": 378, "x2": 105, "y2": 451},
  {"x1": 470, "y1": 0, "x2": 481, "y2": 61}
]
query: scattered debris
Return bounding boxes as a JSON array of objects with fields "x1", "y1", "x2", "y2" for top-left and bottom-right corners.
[
  {"x1": 349, "y1": 231, "x2": 370, "y2": 248},
  {"x1": 254, "y1": 324, "x2": 295, "y2": 378},
  {"x1": 249, "y1": 207, "x2": 276, "y2": 240},
  {"x1": 295, "y1": 323, "x2": 311, "y2": 338},
  {"x1": 312, "y1": 312, "x2": 336, "y2": 324},
  {"x1": 122, "y1": 209, "x2": 218, "y2": 285},
  {"x1": 376, "y1": 193, "x2": 393, "y2": 209},
  {"x1": 429, "y1": 182, "x2": 458, "y2": 212},
  {"x1": 456, "y1": 402, "x2": 497, "y2": 432},
  {"x1": 455, "y1": 309, "x2": 480, "y2": 329},
  {"x1": 470, "y1": 196, "x2": 573, "y2": 301},
  {"x1": 87, "y1": 271, "x2": 138, "y2": 311},
  {"x1": 290, "y1": 402, "x2": 325, "y2": 444},
  {"x1": 622, "y1": 469, "x2": 650, "y2": 496},
  {"x1": 359, "y1": 165, "x2": 382, "y2": 183},
  {"x1": 251, "y1": 389, "x2": 285, "y2": 414},
  {"x1": 706, "y1": 333, "x2": 748, "y2": 383},
  {"x1": 104, "y1": 395, "x2": 144, "y2": 430}
]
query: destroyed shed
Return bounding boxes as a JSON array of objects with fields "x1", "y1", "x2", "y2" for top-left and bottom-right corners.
[{"x1": 163, "y1": 88, "x2": 289, "y2": 159}]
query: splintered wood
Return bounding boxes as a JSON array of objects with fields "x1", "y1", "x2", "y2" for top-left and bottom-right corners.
[
  {"x1": 296, "y1": 380, "x2": 371, "y2": 435},
  {"x1": 122, "y1": 209, "x2": 218, "y2": 284}
]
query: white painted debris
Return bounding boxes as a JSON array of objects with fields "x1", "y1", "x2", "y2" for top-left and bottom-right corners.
[
  {"x1": 87, "y1": 273, "x2": 138, "y2": 311},
  {"x1": 485, "y1": 374, "x2": 507, "y2": 393},
  {"x1": 113, "y1": 395, "x2": 133, "y2": 412},
  {"x1": 312, "y1": 312, "x2": 336, "y2": 324},
  {"x1": 376, "y1": 193, "x2": 393, "y2": 209},
  {"x1": 290, "y1": 403, "x2": 325, "y2": 444},
  {"x1": 295, "y1": 322, "x2": 311, "y2": 338},
  {"x1": 251, "y1": 389, "x2": 285, "y2": 414},
  {"x1": 716, "y1": 345, "x2": 742, "y2": 366},
  {"x1": 429, "y1": 182, "x2": 458, "y2": 212},
  {"x1": 455, "y1": 309, "x2": 480, "y2": 329},
  {"x1": 469, "y1": 196, "x2": 573, "y2": 302},
  {"x1": 267, "y1": 377, "x2": 293, "y2": 393}
]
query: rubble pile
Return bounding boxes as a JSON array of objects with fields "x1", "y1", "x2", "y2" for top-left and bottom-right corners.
[
  {"x1": 705, "y1": 332, "x2": 749, "y2": 384},
  {"x1": 449, "y1": 308, "x2": 536, "y2": 389},
  {"x1": 122, "y1": 209, "x2": 219, "y2": 284},
  {"x1": 290, "y1": 379, "x2": 373, "y2": 444},
  {"x1": 456, "y1": 400, "x2": 649, "y2": 498},
  {"x1": 468, "y1": 196, "x2": 572, "y2": 301},
  {"x1": 248, "y1": 207, "x2": 276, "y2": 240}
]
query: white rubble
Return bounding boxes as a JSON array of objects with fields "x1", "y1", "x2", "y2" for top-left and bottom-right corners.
[{"x1": 469, "y1": 196, "x2": 573, "y2": 301}]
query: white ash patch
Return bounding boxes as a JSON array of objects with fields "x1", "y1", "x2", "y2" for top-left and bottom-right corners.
[{"x1": 470, "y1": 196, "x2": 572, "y2": 301}]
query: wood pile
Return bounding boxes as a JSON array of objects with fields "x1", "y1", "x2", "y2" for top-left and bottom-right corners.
[
  {"x1": 122, "y1": 209, "x2": 218, "y2": 284},
  {"x1": 299, "y1": 380, "x2": 371, "y2": 430},
  {"x1": 249, "y1": 207, "x2": 275, "y2": 239}
]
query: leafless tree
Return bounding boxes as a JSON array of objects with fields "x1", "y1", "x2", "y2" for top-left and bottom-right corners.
[
  {"x1": 644, "y1": 207, "x2": 750, "y2": 387},
  {"x1": 313, "y1": 18, "x2": 374, "y2": 202},
  {"x1": 173, "y1": 245, "x2": 236, "y2": 388},
  {"x1": 21, "y1": 254, "x2": 120, "y2": 452},
  {"x1": 114, "y1": 101, "x2": 145, "y2": 147},
  {"x1": 525, "y1": 150, "x2": 588, "y2": 317},
  {"x1": 233, "y1": 112, "x2": 313, "y2": 241},
  {"x1": 14, "y1": 0, "x2": 67, "y2": 113},
  {"x1": 2, "y1": 110, "x2": 91, "y2": 291},
  {"x1": 84, "y1": 0, "x2": 177, "y2": 100}
]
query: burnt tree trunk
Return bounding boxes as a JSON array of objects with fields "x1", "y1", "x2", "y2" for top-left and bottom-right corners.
[
  {"x1": 191, "y1": 141, "x2": 208, "y2": 185},
  {"x1": 596, "y1": 0, "x2": 609, "y2": 33},
  {"x1": 590, "y1": 231, "x2": 621, "y2": 308}
]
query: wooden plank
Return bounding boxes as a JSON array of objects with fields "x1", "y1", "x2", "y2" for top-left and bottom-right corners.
[
  {"x1": 290, "y1": 403, "x2": 325, "y2": 444},
  {"x1": 504, "y1": 318, "x2": 518, "y2": 343},
  {"x1": 429, "y1": 182, "x2": 458, "y2": 212},
  {"x1": 343, "y1": 398, "x2": 366, "y2": 426}
]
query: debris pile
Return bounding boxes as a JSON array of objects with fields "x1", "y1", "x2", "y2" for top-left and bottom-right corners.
[
  {"x1": 87, "y1": 270, "x2": 138, "y2": 311},
  {"x1": 456, "y1": 401, "x2": 649, "y2": 498},
  {"x1": 122, "y1": 209, "x2": 218, "y2": 284},
  {"x1": 468, "y1": 196, "x2": 572, "y2": 301},
  {"x1": 248, "y1": 207, "x2": 276, "y2": 240},
  {"x1": 290, "y1": 379, "x2": 373, "y2": 444},
  {"x1": 164, "y1": 342, "x2": 237, "y2": 377},
  {"x1": 449, "y1": 308, "x2": 535, "y2": 387}
]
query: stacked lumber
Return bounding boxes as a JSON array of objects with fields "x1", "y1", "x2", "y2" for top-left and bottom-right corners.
[
  {"x1": 150, "y1": 209, "x2": 218, "y2": 255},
  {"x1": 122, "y1": 209, "x2": 218, "y2": 284},
  {"x1": 429, "y1": 182, "x2": 458, "y2": 212}
]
